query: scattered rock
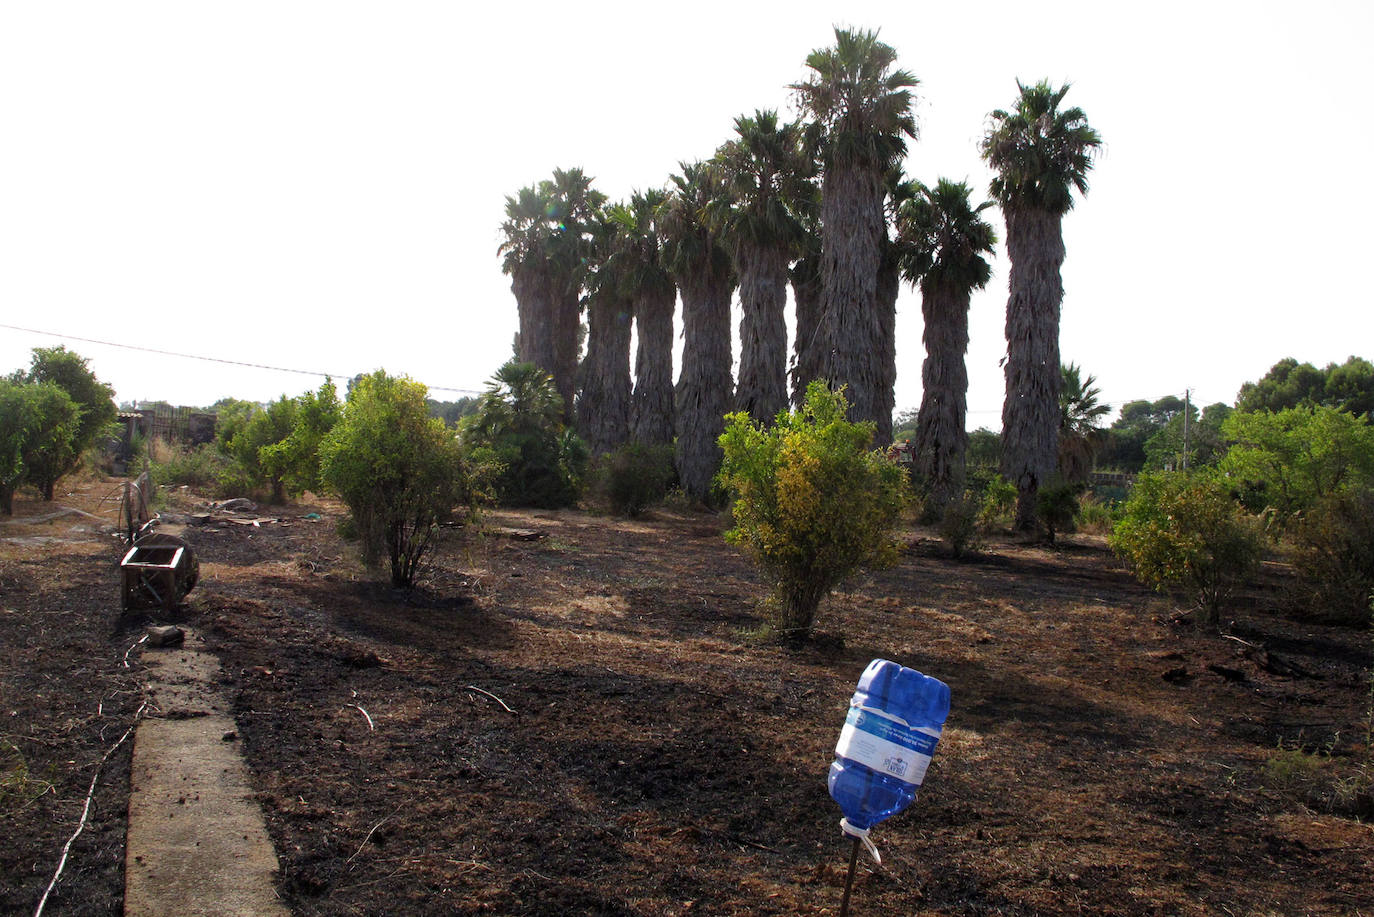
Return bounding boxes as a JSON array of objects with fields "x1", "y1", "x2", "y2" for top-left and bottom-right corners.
[
  {"x1": 493, "y1": 527, "x2": 545, "y2": 541},
  {"x1": 222, "y1": 731, "x2": 238, "y2": 742},
  {"x1": 1161, "y1": 666, "x2": 1190, "y2": 683},
  {"x1": 146, "y1": 625, "x2": 185, "y2": 648},
  {"x1": 214, "y1": 498, "x2": 259, "y2": 513}
]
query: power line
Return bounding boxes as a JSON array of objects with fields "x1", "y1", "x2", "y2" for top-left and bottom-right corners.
[{"x1": 0, "y1": 322, "x2": 485, "y2": 396}]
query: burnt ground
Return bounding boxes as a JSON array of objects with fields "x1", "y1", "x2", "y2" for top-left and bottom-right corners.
[{"x1": 2, "y1": 475, "x2": 1372, "y2": 915}]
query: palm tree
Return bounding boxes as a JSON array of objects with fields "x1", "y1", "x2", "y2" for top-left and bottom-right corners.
[
  {"x1": 710, "y1": 110, "x2": 808, "y2": 424},
  {"x1": 545, "y1": 168, "x2": 607, "y2": 424},
  {"x1": 791, "y1": 28, "x2": 917, "y2": 437},
  {"x1": 660, "y1": 161, "x2": 736, "y2": 502},
  {"x1": 498, "y1": 184, "x2": 559, "y2": 379},
  {"x1": 1058, "y1": 362, "x2": 1110, "y2": 484},
  {"x1": 577, "y1": 206, "x2": 634, "y2": 455},
  {"x1": 981, "y1": 80, "x2": 1101, "y2": 531},
  {"x1": 788, "y1": 178, "x2": 823, "y2": 407},
  {"x1": 897, "y1": 179, "x2": 997, "y2": 515},
  {"x1": 874, "y1": 170, "x2": 917, "y2": 446},
  {"x1": 621, "y1": 189, "x2": 677, "y2": 446}
]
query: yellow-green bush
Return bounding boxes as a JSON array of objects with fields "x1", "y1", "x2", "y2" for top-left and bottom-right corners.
[{"x1": 717, "y1": 382, "x2": 909, "y2": 644}]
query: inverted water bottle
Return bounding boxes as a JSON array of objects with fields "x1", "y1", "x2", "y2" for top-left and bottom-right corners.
[{"x1": 828, "y1": 658, "x2": 950, "y2": 863}]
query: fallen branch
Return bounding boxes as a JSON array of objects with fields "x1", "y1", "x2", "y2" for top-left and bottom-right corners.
[
  {"x1": 33, "y1": 701, "x2": 147, "y2": 917},
  {"x1": 345, "y1": 814, "x2": 392, "y2": 869},
  {"x1": 121, "y1": 634, "x2": 149, "y2": 668},
  {"x1": 345, "y1": 704, "x2": 375, "y2": 732},
  {"x1": 464, "y1": 685, "x2": 517, "y2": 716}
]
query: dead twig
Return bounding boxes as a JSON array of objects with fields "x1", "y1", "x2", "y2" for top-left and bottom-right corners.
[
  {"x1": 345, "y1": 704, "x2": 375, "y2": 732},
  {"x1": 33, "y1": 701, "x2": 148, "y2": 917},
  {"x1": 121, "y1": 634, "x2": 149, "y2": 668},
  {"x1": 464, "y1": 685, "x2": 517, "y2": 716},
  {"x1": 345, "y1": 814, "x2": 392, "y2": 869}
]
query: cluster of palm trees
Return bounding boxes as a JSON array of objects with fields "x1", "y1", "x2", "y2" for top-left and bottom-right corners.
[{"x1": 499, "y1": 28, "x2": 1100, "y2": 525}]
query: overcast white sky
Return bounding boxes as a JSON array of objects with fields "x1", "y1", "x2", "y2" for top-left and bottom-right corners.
[{"x1": 3, "y1": 1, "x2": 1371, "y2": 428}]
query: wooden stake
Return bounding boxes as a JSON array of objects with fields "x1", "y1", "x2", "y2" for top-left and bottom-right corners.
[{"x1": 839, "y1": 835, "x2": 861, "y2": 917}]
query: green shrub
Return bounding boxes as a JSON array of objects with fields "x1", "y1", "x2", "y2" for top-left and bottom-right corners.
[
  {"x1": 938, "y1": 492, "x2": 983, "y2": 558},
  {"x1": 1110, "y1": 471, "x2": 1263, "y2": 628},
  {"x1": 1288, "y1": 489, "x2": 1374, "y2": 627},
  {"x1": 15, "y1": 382, "x2": 81, "y2": 503},
  {"x1": 259, "y1": 380, "x2": 341, "y2": 498},
  {"x1": 1075, "y1": 493, "x2": 1116, "y2": 535},
  {"x1": 25, "y1": 346, "x2": 116, "y2": 484},
  {"x1": 1219, "y1": 405, "x2": 1374, "y2": 521},
  {"x1": 977, "y1": 473, "x2": 1017, "y2": 528},
  {"x1": 1, "y1": 381, "x2": 80, "y2": 513},
  {"x1": 460, "y1": 361, "x2": 585, "y2": 508},
  {"x1": 146, "y1": 439, "x2": 237, "y2": 494},
  {"x1": 1036, "y1": 479, "x2": 1082, "y2": 544},
  {"x1": 717, "y1": 382, "x2": 909, "y2": 644},
  {"x1": 591, "y1": 441, "x2": 676, "y2": 517},
  {"x1": 321, "y1": 371, "x2": 485, "y2": 588}
]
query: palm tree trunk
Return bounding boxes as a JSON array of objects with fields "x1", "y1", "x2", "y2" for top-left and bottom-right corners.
[
  {"x1": 1000, "y1": 208, "x2": 1065, "y2": 531},
  {"x1": 914, "y1": 277, "x2": 971, "y2": 515},
  {"x1": 817, "y1": 161, "x2": 886, "y2": 436},
  {"x1": 790, "y1": 253, "x2": 822, "y2": 406},
  {"x1": 676, "y1": 276, "x2": 734, "y2": 502},
  {"x1": 875, "y1": 242, "x2": 899, "y2": 446},
  {"x1": 552, "y1": 285, "x2": 582, "y2": 424},
  {"x1": 511, "y1": 266, "x2": 556, "y2": 377},
  {"x1": 578, "y1": 294, "x2": 633, "y2": 455},
  {"x1": 734, "y1": 244, "x2": 790, "y2": 424},
  {"x1": 632, "y1": 285, "x2": 676, "y2": 445}
]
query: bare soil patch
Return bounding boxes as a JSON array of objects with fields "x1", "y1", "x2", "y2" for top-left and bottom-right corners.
[{"x1": 2, "y1": 477, "x2": 1372, "y2": 915}]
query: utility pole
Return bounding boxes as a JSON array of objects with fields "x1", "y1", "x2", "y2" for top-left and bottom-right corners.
[{"x1": 1182, "y1": 388, "x2": 1191, "y2": 470}]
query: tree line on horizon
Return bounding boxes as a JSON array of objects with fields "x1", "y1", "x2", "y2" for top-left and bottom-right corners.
[{"x1": 499, "y1": 26, "x2": 1102, "y2": 531}]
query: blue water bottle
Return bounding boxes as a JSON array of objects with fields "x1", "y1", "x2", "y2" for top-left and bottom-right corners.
[{"x1": 829, "y1": 659, "x2": 950, "y2": 863}]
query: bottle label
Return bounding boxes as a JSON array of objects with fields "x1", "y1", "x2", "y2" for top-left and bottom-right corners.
[{"x1": 834, "y1": 706, "x2": 940, "y2": 786}]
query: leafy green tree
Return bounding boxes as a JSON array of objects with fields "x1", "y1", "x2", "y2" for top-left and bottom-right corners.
[
  {"x1": 1110, "y1": 471, "x2": 1263, "y2": 628},
  {"x1": 14, "y1": 383, "x2": 81, "y2": 502},
  {"x1": 0, "y1": 381, "x2": 79, "y2": 512},
  {"x1": 227, "y1": 395, "x2": 298, "y2": 503},
  {"x1": 426, "y1": 396, "x2": 479, "y2": 427},
  {"x1": 981, "y1": 80, "x2": 1102, "y2": 531},
  {"x1": 1237, "y1": 356, "x2": 1374, "y2": 418},
  {"x1": 1218, "y1": 405, "x2": 1374, "y2": 519},
  {"x1": 25, "y1": 346, "x2": 116, "y2": 486},
  {"x1": 717, "y1": 382, "x2": 909, "y2": 644},
  {"x1": 0, "y1": 382, "x2": 30, "y2": 514},
  {"x1": 260, "y1": 380, "x2": 342, "y2": 497},
  {"x1": 321, "y1": 371, "x2": 478, "y2": 588},
  {"x1": 461, "y1": 361, "x2": 586, "y2": 508},
  {"x1": 1102, "y1": 396, "x2": 1187, "y2": 471},
  {"x1": 898, "y1": 178, "x2": 997, "y2": 514},
  {"x1": 212, "y1": 398, "x2": 260, "y2": 454},
  {"x1": 792, "y1": 28, "x2": 918, "y2": 443},
  {"x1": 1142, "y1": 402, "x2": 1231, "y2": 471}
]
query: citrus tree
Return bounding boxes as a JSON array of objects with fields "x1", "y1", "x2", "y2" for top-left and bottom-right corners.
[
  {"x1": 1110, "y1": 471, "x2": 1262, "y2": 628},
  {"x1": 321, "y1": 371, "x2": 479, "y2": 588},
  {"x1": 717, "y1": 382, "x2": 909, "y2": 643}
]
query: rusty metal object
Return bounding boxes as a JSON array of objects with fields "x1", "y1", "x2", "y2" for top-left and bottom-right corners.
[{"x1": 120, "y1": 532, "x2": 198, "y2": 612}]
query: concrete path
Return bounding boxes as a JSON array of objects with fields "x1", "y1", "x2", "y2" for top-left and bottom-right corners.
[{"x1": 125, "y1": 628, "x2": 290, "y2": 916}]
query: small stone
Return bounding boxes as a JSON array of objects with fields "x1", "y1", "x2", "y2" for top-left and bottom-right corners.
[
  {"x1": 146, "y1": 625, "x2": 185, "y2": 648},
  {"x1": 222, "y1": 731, "x2": 238, "y2": 742}
]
